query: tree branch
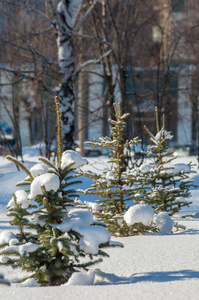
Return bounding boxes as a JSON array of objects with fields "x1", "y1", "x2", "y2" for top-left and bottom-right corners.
[{"x1": 75, "y1": 49, "x2": 112, "y2": 76}]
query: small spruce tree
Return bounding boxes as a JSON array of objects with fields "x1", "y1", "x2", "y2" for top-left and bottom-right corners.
[
  {"x1": 0, "y1": 96, "x2": 118, "y2": 286},
  {"x1": 80, "y1": 102, "x2": 155, "y2": 236},
  {"x1": 132, "y1": 107, "x2": 197, "y2": 216}
]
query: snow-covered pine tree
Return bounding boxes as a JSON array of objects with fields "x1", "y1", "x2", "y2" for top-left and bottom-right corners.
[
  {"x1": 132, "y1": 107, "x2": 197, "y2": 216},
  {"x1": 0, "y1": 96, "x2": 119, "y2": 286},
  {"x1": 80, "y1": 102, "x2": 155, "y2": 236}
]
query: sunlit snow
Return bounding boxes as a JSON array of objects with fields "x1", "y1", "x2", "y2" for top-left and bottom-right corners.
[
  {"x1": 29, "y1": 173, "x2": 60, "y2": 199},
  {"x1": 61, "y1": 150, "x2": 88, "y2": 169}
]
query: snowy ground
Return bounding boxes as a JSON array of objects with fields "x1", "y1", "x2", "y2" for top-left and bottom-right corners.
[{"x1": 0, "y1": 148, "x2": 199, "y2": 299}]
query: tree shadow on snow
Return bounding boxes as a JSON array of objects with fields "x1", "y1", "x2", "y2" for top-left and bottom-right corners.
[
  {"x1": 0, "y1": 220, "x2": 17, "y2": 230},
  {"x1": 94, "y1": 269, "x2": 199, "y2": 285},
  {"x1": 175, "y1": 228, "x2": 199, "y2": 235}
]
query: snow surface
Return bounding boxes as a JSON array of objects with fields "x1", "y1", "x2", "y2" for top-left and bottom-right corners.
[{"x1": 0, "y1": 148, "x2": 199, "y2": 299}]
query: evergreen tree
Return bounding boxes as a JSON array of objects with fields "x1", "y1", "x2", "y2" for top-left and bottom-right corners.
[
  {"x1": 80, "y1": 102, "x2": 155, "y2": 236},
  {"x1": 131, "y1": 108, "x2": 197, "y2": 216},
  {"x1": 0, "y1": 96, "x2": 119, "y2": 286}
]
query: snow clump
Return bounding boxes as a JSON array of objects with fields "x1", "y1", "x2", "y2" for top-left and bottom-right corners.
[
  {"x1": 29, "y1": 173, "x2": 60, "y2": 199},
  {"x1": 153, "y1": 212, "x2": 174, "y2": 233},
  {"x1": 84, "y1": 201, "x2": 101, "y2": 212},
  {"x1": 30, "y1": 163, "x2": 48, "y2": 178},
  {"x1": 155, "y1": 130, "x2": 172, "y2": 141},
  {"x1": 1, "y1": 242, "x2": 40, "y2": 256},
  {"x1": 0, "y1": 231, "x2": 17, "y2": 245},
  {"x1": 76, "y1": 226, "x2": 111, "y2": 255},
  {"x1": 53, "y1": 208, "x2": 93, "y2": 232},
  {"x1": 7, "y1": 190, "x2": 30, "y2": 209},
  {"x1": 124, "y1": 203, "x2": 154, "y2": 226},
  {"x1": 61, "y1": 150, "x2": 88, "y2": 169},
  {"x1": 53, "y1": 208, "x2": 111, "y2": 254}
]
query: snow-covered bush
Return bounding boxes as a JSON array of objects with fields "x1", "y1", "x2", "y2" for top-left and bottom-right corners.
[{"x1": 0, "y1": 97, "x2": 119, "y2": 286}]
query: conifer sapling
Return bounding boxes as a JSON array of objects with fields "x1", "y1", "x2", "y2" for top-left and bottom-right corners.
[
  {"x1": 0, "y1": 96, "x2": 120, "y2": 286},
  {"x1": 133, "y1": 107, "x2": 197, "y2": 216},
  {"x1": 80, "y1": 102, "x2": 155, "y2": 236}
]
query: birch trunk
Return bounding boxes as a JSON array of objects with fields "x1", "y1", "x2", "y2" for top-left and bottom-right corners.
[{"x1": 56, "y1": 0, "x2": 82, "y2": 149}]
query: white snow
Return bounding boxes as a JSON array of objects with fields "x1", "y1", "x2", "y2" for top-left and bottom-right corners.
[
  {"x1": 0, "y1": 150, "x2": 199, "y2": 299},
  {"x1": 61, "y1": 150, "x2": 88, "y2": 169},
  {"x1": 153, "y1": 212, "x2": 174, "y2": 233},
  {"x1": 19, "y1": 278, "x2": 39, "y2": 287},
  {"x1": 0, "y1": 231, "x2": 16, "y2": 245},
  {"x1": 124, "y1": 203, "x2": 154, "y2": 226},
  {"x1": 30, "y1": 163, "x2": 48, "y2": 178},
  {"x1": 29, "y1": 173, "x2": 60, "y2": 199},
  {"x1": 33, "y1": 213, "x2": 46, "y2": 227},
  {"x1": 84, "y1": 201, "x2": 101, "y2": 212},
  {"x1": 155, "y1": 129, "x2": 173, "y2": 140},
  {"x1": 1, "y1": 242, "x2": 40, "y2": 256},
  {"x1": 67, "y1": 270, "x2": 95, "y2": 286},
  {"x1": 8, "y1": 190, "x2": 30, "y2": 209},
  {"x1": 53, "y1": 208, "x2": 93, "y2": 232},
  {"x1": 172, "y1": 163, "x2": 191, "y2": 174},
  {"x1": 74, "y1": 225, "x2": 111, "y2": 255}
]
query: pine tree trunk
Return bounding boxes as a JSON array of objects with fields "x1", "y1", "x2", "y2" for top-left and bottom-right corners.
[{"x1": 56, "y1": 0, "x2": 82, "y2": 150}]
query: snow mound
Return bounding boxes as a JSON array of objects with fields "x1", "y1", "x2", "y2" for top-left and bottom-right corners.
[
  {"x1": 124, "y1": 203, "x2": 154, "y2": 226},
  {"x1": 153, "y1": 212, "x2": 174, "y2": 233},
  {"x1": 61, "y1": 150, "x2": 88, "y2": 169},
  {"x1": 30, "y1": 163, "x2": 48, "y2": 178},
  {"x1": 67, "y1": 270, "x2": 95, "y2": 286},
  {"x1": 29, "y1": 173, "x2": 60, "y2": 199}
]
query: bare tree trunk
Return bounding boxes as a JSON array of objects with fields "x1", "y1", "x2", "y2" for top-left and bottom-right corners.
[{"x1": 56, "y1": 0, "x2": 83, "y2": 150}]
